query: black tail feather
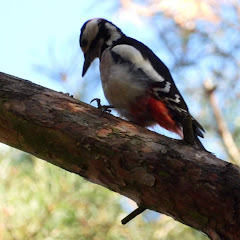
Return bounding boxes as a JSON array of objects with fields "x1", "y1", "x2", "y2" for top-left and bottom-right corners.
[
  {"x1": 194, "y1": 134, "x2": 206, "y2": 150},
  {"x1": 192, "y1": 118, "x2": 207, "y2": 151},
  {"x1": 192, "y1": 119, "x2": 205, "y2": 138}
]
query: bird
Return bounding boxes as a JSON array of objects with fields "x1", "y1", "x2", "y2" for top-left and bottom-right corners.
[
  {"x1": 79, "y1": 18, "x2": 206, "y2": 224},
  {"x1": 79, "y1": 18, "x2": 205, "y2": 149}
]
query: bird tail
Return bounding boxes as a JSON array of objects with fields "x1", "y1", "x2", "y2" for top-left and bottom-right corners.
[
  {"x1": 192, "y1": 119, "x2": 206, "y2": 151},
  {"x1": 194, "y1": 134, "x2": 206, "y2": 150},
  {"x1": 148, "y1": 97, "x2": 207, "y2": 151}
]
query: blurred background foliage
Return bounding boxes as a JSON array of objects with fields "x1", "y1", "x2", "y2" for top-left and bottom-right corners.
[
  {"x1": 0, "y1": 0, "x2": 240, "y2": 239},
  {"x1": 0, "y1": 147, "x2": 208, "y2": 240}
]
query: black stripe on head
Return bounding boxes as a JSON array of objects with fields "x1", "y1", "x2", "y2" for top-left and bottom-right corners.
[
  {"x1": 80, "y1": 18, "x2": 124, "y2": 57},
  {"x1": 98, "y1": 19, "x2": 121, "y2": 35},
  {"x1": 98, "y1": 19, "x2": 124, "y2": 54}
]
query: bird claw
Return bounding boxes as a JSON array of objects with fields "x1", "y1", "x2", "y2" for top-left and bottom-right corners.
[
  {"x1": 60, "y1": 92, "x2": 74, "y2": 98},
  {"x1": 90, "y1": 98, "x2": 114, "y2": 115}
]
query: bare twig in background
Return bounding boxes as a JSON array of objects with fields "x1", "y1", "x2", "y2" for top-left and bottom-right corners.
[
  {"x1": 119, "y1": 0, "x2": 220, "y2": 29},
  {"x1": 204, "y1": 79, "x2": 240, "y2": 165}
]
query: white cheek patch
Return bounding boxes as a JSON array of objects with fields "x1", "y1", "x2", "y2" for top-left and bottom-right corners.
[
  {"x1": 111, "y1": 45, "x2": 165, "y2": 82},
  {"x1": 105, "y1": 23, "x2": 122, "y2": 45}
]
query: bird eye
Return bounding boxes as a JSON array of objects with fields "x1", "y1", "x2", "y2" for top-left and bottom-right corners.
[{"x1": 81, "y1": 39, "x2": 88, "y2": 48}]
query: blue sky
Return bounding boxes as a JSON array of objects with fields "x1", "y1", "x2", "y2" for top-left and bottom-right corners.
[
  {"x1": 0, "y1": 0, "x2": 166, "y2": 90},
  {"x1": 0, "y1": 0, "x2": 106, "y2": 89}
]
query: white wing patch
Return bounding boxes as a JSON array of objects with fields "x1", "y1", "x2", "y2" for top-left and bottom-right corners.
[
  {"x1": 165, "y1": 94, "x2": 181, "y2": 103},
  {"x1": 174, "y1": 94, "x2": 181, "y2": 103},
  {"x1": 111, "y1": 45, "x2": 165, "y2": 82},
  {"x1": 105, "y1": 23, "x2": 122, "y2": 46},
  {"x1": 154, "y1": 82, "x2": 171, "y2": 93}
]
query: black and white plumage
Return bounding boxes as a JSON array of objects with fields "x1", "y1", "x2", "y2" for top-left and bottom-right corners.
[{"x1": 80, "y1": 18, "x2": 205, "y2": 149}]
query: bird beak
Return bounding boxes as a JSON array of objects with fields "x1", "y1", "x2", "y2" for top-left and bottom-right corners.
[{"x1": 82, "y1": 53, "x2": 91, "y2": 77}]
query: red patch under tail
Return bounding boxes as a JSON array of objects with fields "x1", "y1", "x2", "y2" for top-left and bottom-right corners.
[{"x1": 148, "y1": 97, "x2": 183, "y2": 138}]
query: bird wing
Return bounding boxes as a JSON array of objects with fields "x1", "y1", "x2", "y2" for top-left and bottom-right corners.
[{"x1": 110, "y1": 39, "x2": 205, "y2": 137}]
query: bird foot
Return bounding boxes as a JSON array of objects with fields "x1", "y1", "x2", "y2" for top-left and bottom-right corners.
[
  {"x1": 90, "y1": 98, "x2": 114, "y2": 115},
  {"x1": 60, "y1": 92, "x2": 74, "y2": 98}
]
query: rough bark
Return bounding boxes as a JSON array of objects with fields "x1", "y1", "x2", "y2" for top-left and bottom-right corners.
[{"x1": 0, "y1": 72, "x2": 240, "y2": 240}]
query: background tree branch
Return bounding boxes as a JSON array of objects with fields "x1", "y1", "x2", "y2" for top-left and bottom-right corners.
[
  {"x1": 204, "y1": 79, "x2": 240, "y2": 165},
  {"x1": 1, "y1": 72, "x2": 240, "y2": 240}
]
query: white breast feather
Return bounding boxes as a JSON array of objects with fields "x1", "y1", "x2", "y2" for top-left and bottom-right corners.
[{"x1": 100, "y1": 49, "x2": 146, "y2": 110}]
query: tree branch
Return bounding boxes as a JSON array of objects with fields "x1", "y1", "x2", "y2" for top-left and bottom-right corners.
[{"x1": 1, "y1": 72, "x2": 240, "y2": 240}]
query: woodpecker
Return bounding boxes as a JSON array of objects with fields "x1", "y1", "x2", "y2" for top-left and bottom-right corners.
[
  {"x1": 79, "y1": 18, "x2": 205, "y2": 148},
  {"x1": 79, "y1": 18, "x2": 206, "y2": 224}
]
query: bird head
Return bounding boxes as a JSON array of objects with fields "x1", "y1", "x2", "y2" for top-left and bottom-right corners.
[{"x1": 80, "y1": 18, "x2": 123, "y2": 76}]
